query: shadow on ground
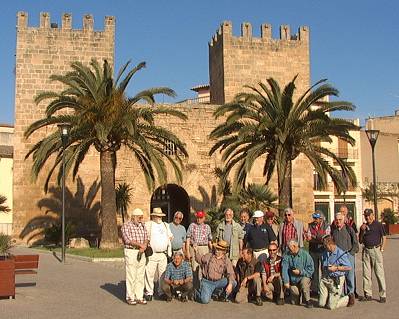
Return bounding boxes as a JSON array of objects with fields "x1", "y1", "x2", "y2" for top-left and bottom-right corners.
[{"x1": 100, "y1": 281, "x2": 126, "y2": 302}]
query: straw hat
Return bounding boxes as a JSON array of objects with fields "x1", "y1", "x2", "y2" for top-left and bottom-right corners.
[
  {"x1": 131, "y1": 208, "x2": 144, "y2": 216},
  {"x1": 151, "y1": 207, "x2": 166, "y2": 217},
  {"x1": 213, "y1": 240, "x2": 229, "y2": 251}
]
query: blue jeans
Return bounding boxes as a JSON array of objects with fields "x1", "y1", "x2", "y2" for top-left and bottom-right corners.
[
  {"x1": 346, "y1": 253, "x2": 355, "y2": 294},
  {"x1": 196, "y1": 278, "x2": 237, "y2": 304}
]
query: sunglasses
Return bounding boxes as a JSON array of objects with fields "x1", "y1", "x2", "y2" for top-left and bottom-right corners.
[
  {"x1": 269, "y1": 249, "x2": 278, "y2": 252},
  {"x1": 175, "y1": 217, "x2": 183, "y2": 220},
  {"x1": 285, "y1": 214, "x2": 292, "y2": 217}
]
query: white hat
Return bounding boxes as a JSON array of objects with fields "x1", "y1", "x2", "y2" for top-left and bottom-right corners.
[
  {"x1": 132, "y1": 208, "x2": 144, "y2": 216},
  {"x1": 151, "y1": 207, "x2": 166, "y2": 217},
  {"x1": 253, "y1": 210, "x2": 264, "y2": 218}
]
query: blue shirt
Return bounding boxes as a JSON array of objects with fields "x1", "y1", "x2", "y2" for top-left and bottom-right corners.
[
  {"x1": 282, "y1": 248, "x2": 314, "y2": 285},
  {"x1": 164, "y1": 261, "x2": 193, "y2": 281},
  {"x1": 169, "y1": 223, "x2": 187, "y2": 250},
  {"x1": 321, "y1": 246, "x2": 351, "y2": 278}
]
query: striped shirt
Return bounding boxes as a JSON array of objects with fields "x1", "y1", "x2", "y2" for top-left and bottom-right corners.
[
  {"x1": 164, "y1": 261, "x2": 193, "y2": 280},
  {"x1": 187, "y1": 223, "x2": 212, "y2": 245},
  {"x1": 282, "y1": 222, "x2": 297, "y2": 249},
  {"x1": 121, "y1": 221, "x2": 148, "y2": 248}
]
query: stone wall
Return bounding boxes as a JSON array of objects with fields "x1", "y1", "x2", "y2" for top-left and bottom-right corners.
[{"x1": 13, "y1": 12, "x2": 115, "y2": 241}]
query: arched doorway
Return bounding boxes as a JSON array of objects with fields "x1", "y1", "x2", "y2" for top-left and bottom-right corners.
[{"x1": 150, "y1": 184, "x2": 190, "y2": 228}]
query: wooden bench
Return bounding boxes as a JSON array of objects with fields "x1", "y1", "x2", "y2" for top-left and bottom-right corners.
[{"x1": 13, "y1": 255, "x2": 39, "y2": 275}]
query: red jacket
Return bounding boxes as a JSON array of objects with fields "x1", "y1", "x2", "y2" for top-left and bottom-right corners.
[{"x1": 262, "y1": 256, "x2": 282, "y2": 278}]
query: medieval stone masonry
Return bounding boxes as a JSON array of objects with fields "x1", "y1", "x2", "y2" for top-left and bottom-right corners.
[{"x1": 13, "y1": 14, "x2": 314, "y2": 242}]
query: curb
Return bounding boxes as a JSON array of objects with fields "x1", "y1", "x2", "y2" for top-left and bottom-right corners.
[{"x1": 26, "y1": 247, "x2": 124, "y2": 263}]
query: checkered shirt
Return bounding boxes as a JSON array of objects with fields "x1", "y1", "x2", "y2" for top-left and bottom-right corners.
[
  {"x1": 121, "y1": 221, "x2": 148, "y2": 248},
  {"x1": 187, "y1": 222, "x2": 212, "y2": 245},
  {"x1": 164, "y1": 260, "x2": 193, "y2": 280}
]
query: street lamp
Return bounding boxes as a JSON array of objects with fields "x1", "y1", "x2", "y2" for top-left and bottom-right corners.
[
  {"x1": 57, "y1": 123, "x2": 71, "y2": 263},
  {"x1": 365, "y1": 129, "x2": 380, "y2": 220}
]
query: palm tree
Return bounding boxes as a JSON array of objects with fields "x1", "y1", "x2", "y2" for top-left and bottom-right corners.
[
  {"x1": 25, "y1": 59, "x2": 188, "y2": 248},
  {"x1": 209, "y1": 76, "x2": 358, "y2": 215},
  {"x1": 0, "y1": 195, "x2": 11, "y2": 213},
  {"x1": 115, "y1": 182, "x2": 132, "y2": 224}
]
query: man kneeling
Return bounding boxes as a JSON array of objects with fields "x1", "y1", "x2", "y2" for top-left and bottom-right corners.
[
  {"x1": 319, "y1": 236, "x2": 351, "y2": 310},
  {"x1": 235, "y1": 248, "x2": 263, "y2": 306},
  {"x1": 261, "y1": 243, "x2": 285, "y2": 305},
  {"x1": 194, "y1": 240, "x2": 237, "y2": 303},
  {"x1": 161, "y1": 251, "x2": 194, "y2": 302}
]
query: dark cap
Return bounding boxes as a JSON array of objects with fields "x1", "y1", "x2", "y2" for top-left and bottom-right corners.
[
  {"x1": 363, "y1": 208, "x2": 374, "y2": 216},
  {"x1": 265, "y1": 211, "x2": 275, "y2": 218}
]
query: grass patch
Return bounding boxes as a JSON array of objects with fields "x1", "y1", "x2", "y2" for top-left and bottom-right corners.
[{"x1": 32, "y1": 246, "x2": 124, "y2": 258}]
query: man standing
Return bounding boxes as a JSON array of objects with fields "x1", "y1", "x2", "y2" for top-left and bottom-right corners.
[
  {"x1": 144, "y1": 207, "x2": 173, "y2": 301},
  {"x1": 265, "y1": 211, "x2": 279, "y2": 237},
  {"x1": 330, "y1": 212, "x2": 358, "y2": 306},
  {"x1": 338, "y1": 205, "x2": 358, "y2": 233},
  {"x1": 359, "y1": 208, "x2": 387, "y2": 303},
  {"x1": 161, "y1": 251, "x2": 193, "y2": 302},
  {"x1": 261, "y1": 242, "x2": 285, "y2": 305},
  {"x1": 169, "y1": 211, "x2": 187, "y2": 256},
  {"x1": 246, "y1": 210, "x2": 277, "y2": 261},
  {"x1": 239, "y1": 208, "x2": 252, "y2": 245},
  {"x1": 319, "y1": 236, "x2": 352, "y2": 310},
  {"x1": 216, "y1": 208, "x2": 244, "y2": 266},
  {"x1": 235, "y1": 248, "x2": 263, "y2": 306},
  {"x1": 306, "y1": 212, "x2": 330, "y2": 296},
  {"x1": 194, "y1": 240, "x2": 237, "y2": 304},
  {"x1": 186, "y1": 211, "x2": 212, "y2": 286},
  {"x1": 282, "y1": 240, "x2": 314, "y2": 308},
  {"x1": 121, "y1": 208, "x2": 148, "y2": 305},
  {"x1": 279, "y1": 208, "x2": 305, "y2": 253}
]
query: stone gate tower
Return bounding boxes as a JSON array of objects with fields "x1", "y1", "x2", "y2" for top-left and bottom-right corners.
[
  {"x1": 13, "y1": 12, "x2": 115, "y2": 238},
  {"x1": 209, "y1": 21, "x2": 314, "y2": 213},
  {"x1": 209, "y1": 21, "x2": 310, "y2": 104}
]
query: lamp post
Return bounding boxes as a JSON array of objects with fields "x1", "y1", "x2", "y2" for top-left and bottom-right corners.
[
  {"x1": 57, "y1": 123, "x2": 71, "y2": 263},
  {"x1": 365, "y1": 129, "x2": 380, "y2": 220}
]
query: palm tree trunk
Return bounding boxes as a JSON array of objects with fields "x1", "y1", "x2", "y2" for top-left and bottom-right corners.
[
  {"x1": 278, "y1": 160, "x2": 293, "y2": 216},
  {"x1": 99, "y1": 150, "x2": 120, "y2": 248}
]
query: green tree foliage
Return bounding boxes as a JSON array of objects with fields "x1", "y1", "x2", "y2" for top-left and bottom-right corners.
[
  {"x1": 115, "y1": 182, "x2": 132, "y2": 223},
  {"x1": 24, "y1": 59, "x2": 188, "y2": 248},
  {"x1": 0, "y1": 195, "x2": 11, "y2": 213},
  {"x1": 210, "y1": 76, "x2": 358, "y2": 215}
]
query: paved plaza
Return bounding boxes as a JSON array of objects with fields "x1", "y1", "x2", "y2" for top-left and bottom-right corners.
[{"x1": 1, "y1": 237, "x2": 398, "y2": 319}]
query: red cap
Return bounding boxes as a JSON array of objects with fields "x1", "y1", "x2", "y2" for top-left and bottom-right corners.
[{"x1": 195, "y1": 211, "x2": 206, "y2": 218}]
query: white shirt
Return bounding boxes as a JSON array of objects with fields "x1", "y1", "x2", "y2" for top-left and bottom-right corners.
[{"x1": 146, "y1": 221, "x2": 172, "y2": 253}]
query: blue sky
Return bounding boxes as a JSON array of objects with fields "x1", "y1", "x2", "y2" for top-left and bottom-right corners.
[{"x1": 0, "y1": 0, "x2": 398, "y2": 125}]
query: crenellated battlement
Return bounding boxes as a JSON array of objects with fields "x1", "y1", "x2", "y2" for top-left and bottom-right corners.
[
  {"x1": 209, "y1": 21, "x2": 309, "y2": 46},
  {"x1": 16, "y1": 11, "x2": 115, "y2": 33}
]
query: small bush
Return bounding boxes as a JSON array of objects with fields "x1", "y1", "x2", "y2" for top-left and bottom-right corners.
[
  {"x1": 0, "y1": 233, "x2": 14, "y2": 256},
  {"x1": 44, "y1": 223, "x2": 75, "y2": 245},
  {"x1": 382, "y1": 208, "x2": 399, "y2": 225}
]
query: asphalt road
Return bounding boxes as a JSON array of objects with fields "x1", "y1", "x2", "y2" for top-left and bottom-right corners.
[{"x1": 1, "y1": 237, "x2": 398, "y2": 319}]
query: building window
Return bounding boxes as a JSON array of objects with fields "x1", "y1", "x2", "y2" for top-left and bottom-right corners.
[
  {"x1": 313, "y1": 172, "x2": 325, "y2": 191},
  {"x1": 315, "y1": 202, "x2": 330, "y2": 223},
  {"x1": 164, "y1": 140, "x2": 176, "y2": 156}
]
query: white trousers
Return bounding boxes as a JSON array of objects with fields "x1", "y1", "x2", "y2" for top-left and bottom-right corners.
[
  {"x1": 145, "y1": 252, "x2": 167, "y2": 296},
  {"x1": 124, "y1": 248, "x2": 146, "y2": 301}
]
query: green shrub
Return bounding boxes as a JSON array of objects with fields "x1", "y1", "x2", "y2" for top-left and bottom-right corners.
[
  {"x1": 0, "y1": 233, "x2": 14, "y2": 257},
  {"x1": 383, "y1": 208, "x2": 399, "y2": 225},
  {"x1": 44, "y1": 222, "x2": 75, "y2": 245}
]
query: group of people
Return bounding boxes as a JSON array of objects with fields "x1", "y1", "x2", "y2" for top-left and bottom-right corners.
[{"x1": 120, "y1": 205, "x2": 387, "y2": 310}]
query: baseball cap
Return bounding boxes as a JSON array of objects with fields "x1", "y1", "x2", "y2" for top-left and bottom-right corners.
[
  {"x1": 312, "y1": 212, "x2": 321, "y2": 219},
  {"x1": 195, "y1": 211, "x2": 206, "y2": 218},
  {"x1": 364, "y1": 208, "x2": 373, "y2": 216},
  {"x1": 253, "y1": 210, "x2": 264, "y2": 218}
]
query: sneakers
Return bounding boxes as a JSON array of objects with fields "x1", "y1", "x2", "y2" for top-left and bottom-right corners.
[
  {"x1": 126, "y1": 299, "x2": 137, "y2": 305},
  {"x1": 379, "y1": 297, "x2": 386, "y2": 303},
  {"x1": 359, "y1": 295, "x2": 372, "y2": 302},
  {"x1": 137, "y1": 299, "x2": 147, "y2": 305},
  {"x1": 347, "y1": 293, "x2": 355, "y2": 307},
  {"x1": 254, "y1": 297, "x2": 263, "y2": 306},
  {"x1": 166, "y1": 296, "x2": 172, "y2": 303},
  {"x1": 305, "y1": 300, "x2": 314, "y2": 308}
]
